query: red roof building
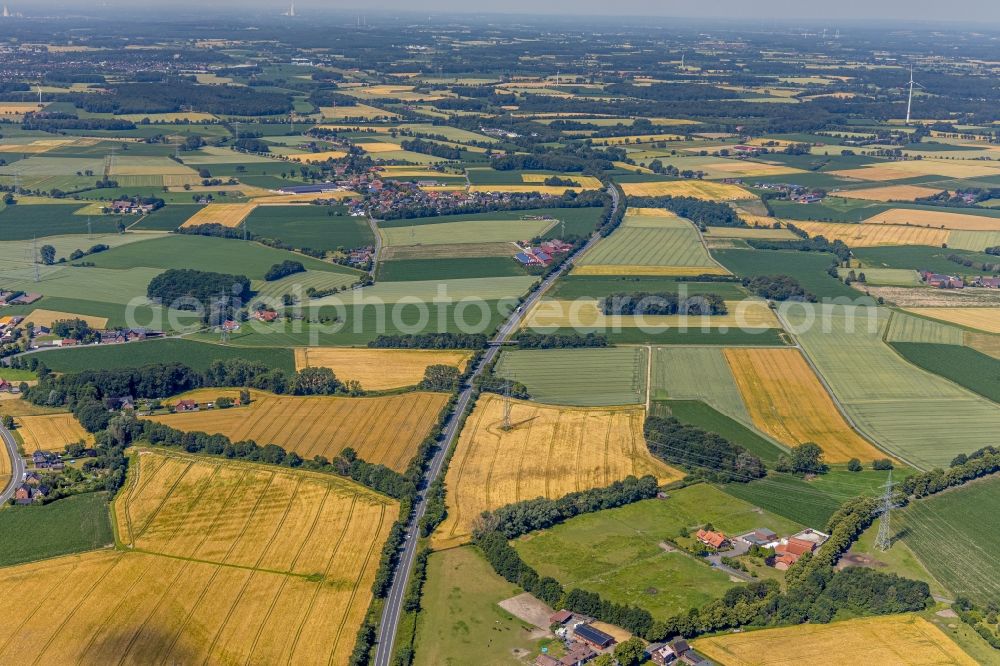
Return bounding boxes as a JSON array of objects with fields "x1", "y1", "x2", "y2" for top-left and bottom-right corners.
[{"x1": 696, "y1": 529, "x2": 728, "y2": 549}]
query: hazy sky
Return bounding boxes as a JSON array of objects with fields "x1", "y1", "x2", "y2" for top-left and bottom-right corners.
[
  {"x1": 19, "y1": 0, "x2": 1000, "y2": 22},
  {"x1": 321, "y1": 0, "x2": 1000, "y2": 22}
]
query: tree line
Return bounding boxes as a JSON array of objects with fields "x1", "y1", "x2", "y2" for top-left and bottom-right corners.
[
  {"x1": 643, "y1": 415, "x2": 766, "y2": 483},
  {"x1": 601, "y1": 292, "x2": 727, "y2": 316},
  {"x1": 742, "y1": 275, "x2": 817, "y2": 302},
  {"x1": 627, "y1": 195, "x2": 748, "y2": 228},
  {"x1": 513, "y1": 332, "x2": 608, "y2": 348}
]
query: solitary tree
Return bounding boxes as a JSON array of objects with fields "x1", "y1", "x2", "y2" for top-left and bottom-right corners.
[{"x1": 39, "y1": 244, "x2": 56, "y2": 265}]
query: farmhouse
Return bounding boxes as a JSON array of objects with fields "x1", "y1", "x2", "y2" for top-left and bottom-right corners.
[
  {"x1": 174, "y1": 399, "x2": 199, "y2": 412},
  {"x1": 773, "y1": 529, "x2": 830, "y2": 570},
  {"x1": 572, "y1": 623, "x2": 615, "y2": 650},
  {"x1": 648, "y1": 638, "x2": 713, "y2": 665},
  {"x1": 696, "y1": 529, "x2": 729, "y2": 549},
  {"x1": 13, "y1": 482, "x2": 49, "y2": 504},
  {"x1": 550, "y1": 609, "x2": 575, "y2": 626},
  {"x1": 253, "y1": 309, "x2": 279, "y2": 322},
  {"x1": 920, "y1": 271, "x2": 964, "y2": 289},
  {"x1": 514, "y1": 246, "x2": 553, "y2": 267},
  {"x1": 970, "y1": 276, "x2": 1000, "y2": 289}
]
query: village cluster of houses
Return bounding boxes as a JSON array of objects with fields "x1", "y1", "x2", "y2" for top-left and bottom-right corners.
[
  {"x1": 0, "y1": 315, "x2": 25, "y2": 344},
  {"x1": 515, "y1": 238, "x2": 574, "y2": 267},
  {"x1": 722, "y1": 179, "x2": 823, "y2": 204},
  {"x1": 537, "y1": 610, "x2": 711, "y2": 666},
  {"x1": 696, "y1": 527, "x2": 831, "y2": 571},
  {"x1": 920, "y1": 270, "x2": 1000, "y2": 289}
]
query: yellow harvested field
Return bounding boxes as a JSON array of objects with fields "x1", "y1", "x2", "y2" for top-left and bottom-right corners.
[
  {"x1": 572, "y1": 264, "x2": 731, "y2": 276},
  {"x1": 863, "y1": 208, "x2": 1000, "y2": 231},
  {"x1": 294, "y1": 347, "x2": 472, "y2": 390},
  {"x1": 837, "y1": 185, "x2": 944, "y2": 202},
  {"x1": 831, "y1": 166, "x2": 931, "y2": 182},
  {"x1": 613, "y1": 161, "x2": 654, "y2": 174},
  {"x1": 287, "y1": 150, "x2": 348, "y2": 163},
  {"x1": 468, "y1": 185, "x2": 592, "y2": 195},
  {"x1": 620, "y1": 180, "x2": 756, "y2": 200},
  {"x1": 355, "y1": 141, "x2": 403, "y2": 153},
  {"x1": 522, "y1": 298, "x2": 778, "y2": 329},
  {"x1": 0, "y1": 103, "x2": 47, "y2": 116},
  {"x1": 179, "y1": 203, "x2": 256, "y2": 229},
  {"x1": 793, "y1": 221, "x2": 949, "y2": 247},
  {"x1": 698, "y1": 161, "x2": 805, "y2": 178},
  {"x1": 22, "y1": 309, "x2": 108, "y2": 329},
  {"x1": 833, "y1": 159, "x2": 1000, "y2": 180},
  {"x1": 724, "y1": 349, "x2": 885, "y2": 462},
  {"x1": 0, "y1": 437, "x2": 9, "y2": 488},
  {"x1": 432, "y1": 395, "x2": 682, "y2": 548},
  {"x1": 252, "y1": 191, "x2": 358, "y2": 204},
  {"x1": 15, "y1": 413, "x2": 93, "y2": 453},
  {"x1": 149, "y1": 391, "x2": 448, "y2": 472},
  {"x1": 693, "y1": 615, "x2": 976, "y2": 666},
  {"x1": 903, "y1": 307, "x2": 1000, "y2": 334},
  {"x1": 521, "y1": 174, "x2": 604, "y2": 189},
  {"x1": 318, "y1": 104, "x2": 399, "y2": 120},
  {"x1": 0, "y1": 448, "x2": 395, "y2": 665}
]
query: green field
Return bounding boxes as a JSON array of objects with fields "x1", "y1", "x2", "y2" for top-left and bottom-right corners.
[
  {"x1": 713, "y1": 249, "x2": 861, "y2": 300},
  {"x1": 87, "y1": 235, "x2": 362, "y2": 280},
  {"x1": 381, "y1": 219, "x2": 554, "y2": 247},
  {"x1": 653, "y1": 400, "x2": 786, "y2": 465},
  {"x1": 0, "y1": 492, "x2": 113, "y2": 567},
  {"x1": 495, "y1": 347, "x2": 647, "y2": 406},
  {"x1": 576, "y1": 216, "x2": 720, "y2": 270},
  {"x1": 855, "y1": 245, "x2": 998, "y2": 274},
  {"x1": 535, "y1": 326, "x2": 788, "y2": 346},
  {"x1": 377, "y1": 207, "x2": 603, "y2": 238},
  {"x1": 413, "y1": 546, "x2": 552, "y2": 666},
  {"x1": 311, "y1": 276, "x2": 536, "y2": 305},
  {"x1": 514, "y1": 485, "x2": 804, "y2": 616},
  {"x1": 549, "y1": 276, "x2": 748, "y2": 300},
  {"x1": 130, "y1": 205, "x2": 204, "y2": 231},
  {"x1": 837, "y1": 267, "x2": 922, "y2": 286},
  {"x1": 2, "y1": 266, "x2": 162, "y2": 305},
  {"x1": 787, "y1": 305, "x2": 1000, "y2": 469},
  {"x1": 253, "y1": 269, "x2": 360, "y2": 302},
  {"x1": 34, "y1": 337, "x2": 296, "y2": 373},
  {"x1": 0, "y1": 204, "x2": 128, "y2": 240},
  {"x1": 721, "y1": 468, "x2": 900, "y2": 528},
  {"x1": 244, "y1": 205, "x2": 374, "y2": 251},
  {"x1": 651, "y1": 347, "x2": 750, "y2": 421},
  {"x1": 898, "y1": 475, "x2": 1000, "y2": 606},
  {"x1": 891, "y1": 343, "x2": 1000, "y2": 403},
  {"x1": 884, "y1": 311, "x2": 965, "y2": 345},
  {"x1": 377, "y1": 257, "x2": 526, "y2": 281},
  {"x1": 191, "y1": 300, "x2": 509, "y2": 347}
]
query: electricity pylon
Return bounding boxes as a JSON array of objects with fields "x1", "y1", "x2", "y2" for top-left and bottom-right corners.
[{"x1": 874, "y1": 469, "x2": 897, "y2": 552}]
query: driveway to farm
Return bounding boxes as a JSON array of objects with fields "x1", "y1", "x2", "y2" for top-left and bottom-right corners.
[
  {"x1": 705, "y1": 541, "x2": 754, "y2": 582},
  {"x1": 373, "y1": 186, "x2": 618, "y2": 666},
  {"x1": 0, "y1": 422, "x2": 25, "y2": 505}
]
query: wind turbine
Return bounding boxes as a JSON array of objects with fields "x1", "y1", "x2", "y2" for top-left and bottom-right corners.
[{"x1": 905, "y1": 65, "x2": 924, "y2": 126}]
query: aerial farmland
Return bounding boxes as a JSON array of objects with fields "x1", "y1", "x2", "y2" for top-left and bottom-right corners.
[{"x1": 0, "y1": 5, "x2": 999, "y2": 666}]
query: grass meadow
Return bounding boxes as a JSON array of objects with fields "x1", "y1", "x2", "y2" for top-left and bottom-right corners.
[{"x1": 495, "y1": 347, "x2": 648, "y2": 406}]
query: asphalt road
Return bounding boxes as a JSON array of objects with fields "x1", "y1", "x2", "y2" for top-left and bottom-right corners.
[
  {"x1": 372, "y1": 186, "x2": 618, "y2": 666},
  {"x1": 0, "y1": 422, "x2": 25, "y2": 505}
]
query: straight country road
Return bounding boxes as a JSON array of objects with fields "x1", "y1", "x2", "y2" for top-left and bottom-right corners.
[
  {"x1": 0, "y1": 422, "x2": 25, "y2": 505},
  {"x1": 373, "y1": 185, "x2": 619, "y2": 666}
]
